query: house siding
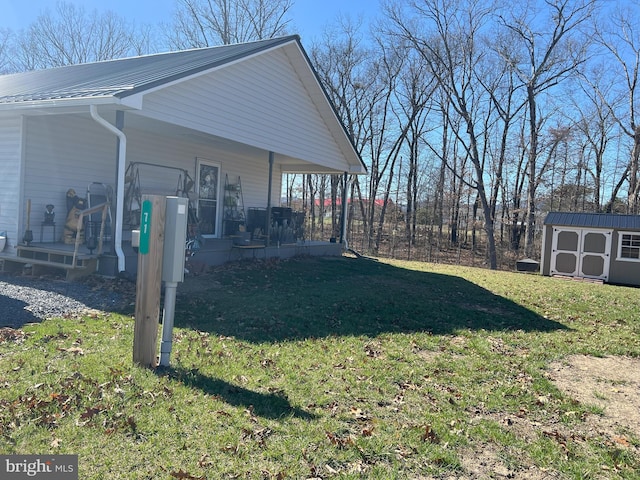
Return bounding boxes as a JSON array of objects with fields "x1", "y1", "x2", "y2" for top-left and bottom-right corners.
[
  {"x1": 0, "y1": 115, "x2": 23, "y2": 252},
  {"x1": 23, "y1": 115, "x2": 119, "y2": 242},
  {"x1": 124, "y1": 126, "x2": 279, "y2": 236},
  {"x1": 140, "y1": 48, "x2": 348, "y2": 172},
  {"x1": 18, "y1": 114, "x2": 280, "y2": 242}
]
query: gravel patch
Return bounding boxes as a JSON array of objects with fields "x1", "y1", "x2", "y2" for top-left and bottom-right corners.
[{"x1": 0, "y1": 274, "x2": 134, "y2": 328}]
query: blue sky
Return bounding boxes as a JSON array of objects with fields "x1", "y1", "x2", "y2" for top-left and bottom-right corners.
[{"x1": 0, "y1": 0, "x2": 376, "y2": 43}]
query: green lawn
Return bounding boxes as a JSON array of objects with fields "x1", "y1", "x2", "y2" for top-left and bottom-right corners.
[{"x1": 1, "y1": 256, "x2": 639, "y2": 479}]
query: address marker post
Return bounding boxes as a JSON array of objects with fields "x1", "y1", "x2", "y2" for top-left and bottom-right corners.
[{"x1": 133, "y1": 195, "x2": 166, "y2": 367}]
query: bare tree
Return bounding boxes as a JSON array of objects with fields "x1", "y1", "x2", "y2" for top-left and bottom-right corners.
[
  {"x1": 12, "y1": 1, "x2": 154, "y2": 70},
  {"x1": 166, "y1": 0, "x2": 293, "y2": 48},
  {"x1": 386, "y1": 0, "x2": 501, "y2": 268},
  {"x1": 570, "y1": 68, "x2": 617, "y2": 212},
  {"x1": 592, "y1": 1, "x2": 640, "y2": 212},
  {"x1": 395, "y1": 51, "x2": 437, "y2": 255},
  {"x1": 311, "y1": 20, "x2": 379, "y2": 248},
  {"x1": 479, "y1": 28, "x2": 528, "y2": 254},
  {"x1": 0, "y1": 28, "x2": 12, "y2": 74},
  {"x1": 496, "y1": 0, "x2": 598, "y2": 257}
]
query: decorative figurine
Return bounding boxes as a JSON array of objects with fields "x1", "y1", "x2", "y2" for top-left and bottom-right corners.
[{"x1": 44, "y1": 204, "x2": 55, "y2": 224}]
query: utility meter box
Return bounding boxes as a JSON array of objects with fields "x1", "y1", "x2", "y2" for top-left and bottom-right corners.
[
  {"x1": 131, "y1": 229, "x2": 140, "y2": 250},
  {"x1": 162, "y1": 196, "x2": 189, "y2": 283}
]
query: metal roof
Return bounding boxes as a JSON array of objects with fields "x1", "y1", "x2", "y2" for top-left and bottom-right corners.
[
  {"x1": 0, "y1": 36, "x2": 299, "y2": 104},
  {"x1": 543, "y1": 211, "x2": 640, "y2": 230}
]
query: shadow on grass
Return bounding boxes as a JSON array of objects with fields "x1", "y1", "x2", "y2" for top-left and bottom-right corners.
[
  {"x1": 159, "y1": 366, "x2": 316, "y2": 420},
  {"x1": 175, "y1": 257, "x2": 568, "y2": 343},
  {"x1": 0, "y1": 295, "x2": 42, "y2": 328}
]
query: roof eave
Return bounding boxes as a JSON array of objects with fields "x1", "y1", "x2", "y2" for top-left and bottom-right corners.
[
  {"x1": 281, "y1": 164, "x2": 367, "y2": 175},
  {"x1": 0, "y1": 94, "x2": 142, "y2": 113}
]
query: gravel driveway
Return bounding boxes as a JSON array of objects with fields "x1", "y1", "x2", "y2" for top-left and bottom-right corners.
[{"x1": 0, "y1": 274, "x2": 134, "y2": 328}]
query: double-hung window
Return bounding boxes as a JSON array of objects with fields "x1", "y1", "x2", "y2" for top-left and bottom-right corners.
[{"x1": 617, "y1": 231, "x2": 640, "y2": 261}]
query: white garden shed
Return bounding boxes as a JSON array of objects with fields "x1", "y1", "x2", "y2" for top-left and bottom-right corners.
[
  {"x1": 0, "y1": 35, "x2": 366, "y2": 277},
  {"x1": 540, "y1": 211, "x2": 640, "y2": 286}
]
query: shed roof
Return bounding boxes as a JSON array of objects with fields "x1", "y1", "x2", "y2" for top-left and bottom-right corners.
[
  {"x1": 544, "y1": 211, "x2": 640, "y2": 230},
  {"x1": 0, "y1": 36, "x2": 296, "y2": 104}
]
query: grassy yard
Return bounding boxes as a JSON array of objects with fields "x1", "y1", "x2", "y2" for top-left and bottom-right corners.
[{"x1": 1, "y1": 256, "x2": 639, "y2": 479}]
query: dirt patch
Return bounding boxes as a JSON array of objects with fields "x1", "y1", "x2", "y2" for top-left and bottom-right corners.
[
  {"x1": 455, "y1": 355, "x2": 640, "y2": 479},
  {"x1": 548, "y1": 355, "x2": 640, "y2": 440}
]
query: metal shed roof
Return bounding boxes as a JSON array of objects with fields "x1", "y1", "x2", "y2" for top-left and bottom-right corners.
[
  {"x1": 543, "y1": 211, "x2": 640, "y2": 230},
  {"x1": 0, "y1": 36, "x2": 297, "y2": 104}
]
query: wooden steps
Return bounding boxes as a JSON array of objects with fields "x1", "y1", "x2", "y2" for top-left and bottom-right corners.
[{"x1": 2, "y1": 245, "x2": 99, "y2": 280}]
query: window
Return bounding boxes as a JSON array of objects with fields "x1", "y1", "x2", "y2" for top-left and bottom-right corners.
[
  {"x1": 618, "y1": 232, "x2": 640, "y2": 261},
  {"x1": 196, "y1": 159, "x2": 220, "y2": 237}
]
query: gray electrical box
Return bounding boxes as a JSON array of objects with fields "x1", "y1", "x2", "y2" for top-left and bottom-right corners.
[{"x1": 162, "y1": 196, "x2": 189, "y2": 283}]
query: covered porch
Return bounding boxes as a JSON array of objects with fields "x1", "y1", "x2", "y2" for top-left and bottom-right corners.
[
  {"x1": 0, "y1": 237, "x2": 342, "y2": 280},
  {"x1": 0, "y1": 37, "x2": 366, "y2": 279}
]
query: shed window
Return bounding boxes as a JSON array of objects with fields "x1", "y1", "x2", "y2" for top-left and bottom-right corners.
[{"x1": 618, "y1": 232, "x2": 640, "y2": 261}]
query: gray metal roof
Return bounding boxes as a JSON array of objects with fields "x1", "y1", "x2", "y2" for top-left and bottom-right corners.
[
  {"x1": 0, "y1": 36, "x2": 299, "y2": 104},
  {"x1": 544, "y1": 211, "x2": 640, "y2": 230}
]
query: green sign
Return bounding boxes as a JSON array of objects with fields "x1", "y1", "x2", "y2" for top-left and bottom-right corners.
[{"x1": 139, "y1": 200, "x2": 152, "y2": 255}]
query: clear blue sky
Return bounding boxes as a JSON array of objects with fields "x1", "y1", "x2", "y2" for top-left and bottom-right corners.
[{"x1": 0, "y1": 0, "x2": 376, "y2": 44}]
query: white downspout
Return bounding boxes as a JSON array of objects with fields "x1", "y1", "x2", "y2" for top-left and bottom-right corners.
[{"x1": 90, "y1": 105, "x2": 126, "y2": 272}]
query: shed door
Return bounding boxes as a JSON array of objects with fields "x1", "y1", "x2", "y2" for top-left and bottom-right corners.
[{"x1": 550, "y1": 227, "x2": 612, "y2": 281}]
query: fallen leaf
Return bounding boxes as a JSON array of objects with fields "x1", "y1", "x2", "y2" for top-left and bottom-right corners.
[
  {"x1": 361, "y1": 425, "x2": 375, "y2": 437},
  {"x1": 80, "y1": 406, "x2": 104, "y2": 420},
  {"x1": 325, "y1": 464, "x2": 338, "y2": 474},
  {"x1": 58, "y1": 347, "x2": 84, "y2": 355},
  {"x1": 421, "y1": 424, "x2": 440, "y2": 444},
  {"x1": 326, "y1": 431, "x2": 354, "y2": 449},
  {"x1": 169, "y1": 469, "x2": 205, "y2": 479},
  {"x1": 613, "y1": 436, "x2": 630, "y2": 447},
  {"x1": 350, "y1": 407, "x2": 370, "y2": 420},
  {"x1": 197, "y1": 454, "x2": 213, "y2": 468}
]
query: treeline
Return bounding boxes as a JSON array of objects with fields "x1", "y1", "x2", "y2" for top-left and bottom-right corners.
[
  {"x1": 293, "y1": 0, "x2": 640, "y2": 268},
  {"x1": 2, "y1": 1, "x2": 639, "y2": 269}
]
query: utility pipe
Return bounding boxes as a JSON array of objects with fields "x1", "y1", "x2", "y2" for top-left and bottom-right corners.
[
  {"x1": 90, "y1": 105, "x2": 127, "y2": 272},
  {"x1": 159, "y1": 281, "x2": 178, "y2": 367}
]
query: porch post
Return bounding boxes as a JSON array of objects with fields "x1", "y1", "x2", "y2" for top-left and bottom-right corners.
[
  {"x1": 266, "y1": 151, "x2": 274, "y2": 246},
  {"x1": 340, "y1": 172, "x2": 350, "y2": 248}
]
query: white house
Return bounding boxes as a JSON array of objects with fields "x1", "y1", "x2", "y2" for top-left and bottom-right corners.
[{"x1": 0, "y1": 35, "x2": 366, "y2": 277}]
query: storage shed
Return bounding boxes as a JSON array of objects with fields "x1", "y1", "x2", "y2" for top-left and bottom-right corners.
[{"x1": 540, "y1": 211, "x2": 640, "y2": 286}]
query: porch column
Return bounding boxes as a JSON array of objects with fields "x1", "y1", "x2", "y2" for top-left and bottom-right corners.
[
  {"x1": 266, "y1": 151, "x2": 274, "y2": 246},
  {"x1": 340, "y1": 172, "x2": 350, "y2": 247}
]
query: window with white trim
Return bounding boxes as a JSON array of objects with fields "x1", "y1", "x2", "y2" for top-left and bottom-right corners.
[{"x1": 618, "y1": 231, "x2": 640, "y2": 261}]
